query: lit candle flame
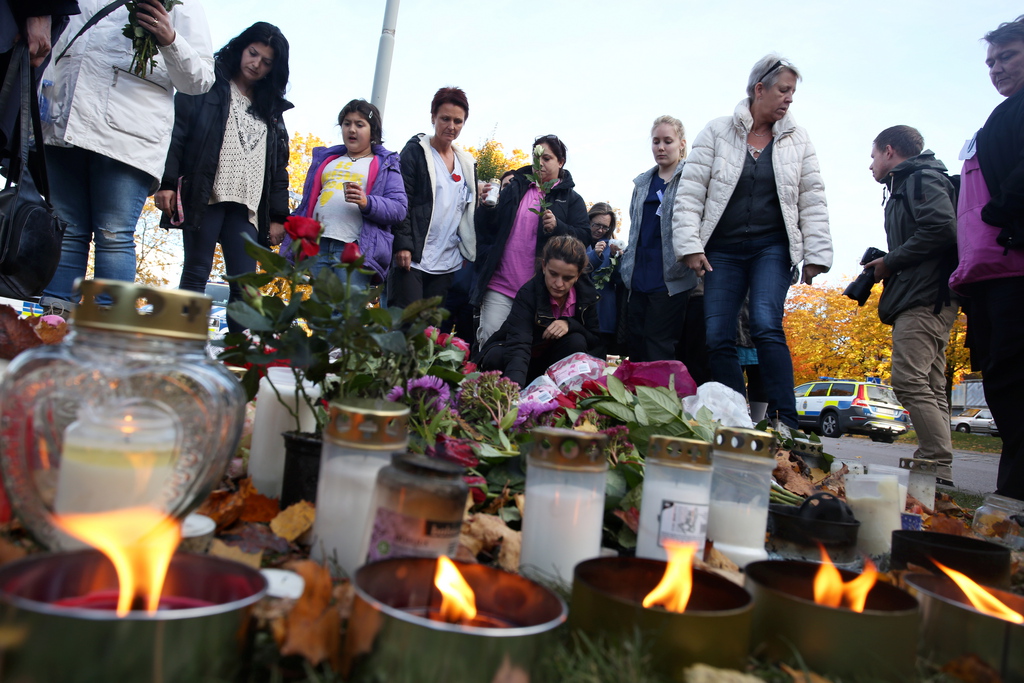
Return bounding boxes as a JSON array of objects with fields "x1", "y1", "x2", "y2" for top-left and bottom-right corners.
[
  {"x1": 812, "y1": 545, "x2": 877, "y2": 613},
  {"x1": 434, "y1": 556, "x2": 477, "y2": 624},
  {"x1": 53, "y1": 507, "x2": 181, "y2": 617},
  {"x1": 642, "y1": 541, "x2": 697, "y2": 613},
  {"x1": 933, "y1": 559, "x2": 1024, "y2": 624}
]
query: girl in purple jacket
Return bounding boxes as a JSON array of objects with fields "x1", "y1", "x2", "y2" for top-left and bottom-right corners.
[{"x1": 289, "y1": 99, "x2": 408, "y2": 289}]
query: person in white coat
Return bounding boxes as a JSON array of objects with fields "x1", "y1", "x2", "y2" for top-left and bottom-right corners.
[
  {"x1": 672, "y1": 54, "x2": 832, "y2": 429},
  {"x1": 39, "y1": 0, "x2": 214, "y2": 310}
]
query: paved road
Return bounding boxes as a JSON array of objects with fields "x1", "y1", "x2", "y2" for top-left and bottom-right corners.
[{"x1": 817, "y1": 435, "x2": 999, "y2": 495}]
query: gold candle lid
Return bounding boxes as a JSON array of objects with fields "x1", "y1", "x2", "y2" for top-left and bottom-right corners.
[
  {"x1": 899, "y1": 457, "x2": 939, "y2": 474},
  {"x1": 647, "y1": 435, "x2": 712, "y2": 467},
  {"x1": 791, "y1": 438, "x2": 824, "y2": 460},
  {"x1": 72, "y1": 279, "x2": 211, "y2": 341},
  {"x1": 713, "y1": 427, "x2": 777, "y2": 459},
  {"x1": 324, "y1": 398, "x2": 409, "y2": 450},
  {"x1": 529, "y1": 427, "x2": 608, "y2": 472}
]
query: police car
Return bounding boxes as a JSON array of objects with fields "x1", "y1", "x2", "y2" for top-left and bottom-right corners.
[{"x1": 794, "y1": 379, "x2": 909, "y2": 442}]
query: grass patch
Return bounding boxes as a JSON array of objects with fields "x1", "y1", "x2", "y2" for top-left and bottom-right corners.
[
  {"x1": 893, "y1": 430, "x2": 1002, "y2": 454},
  {"x1": 947, "y1": 488, "x2": 986, "y2": 510}
]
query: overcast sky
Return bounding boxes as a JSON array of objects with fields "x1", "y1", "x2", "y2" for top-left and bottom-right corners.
[{"x1": 203, "y1": 0, "x2": 1018, "y2": 285}]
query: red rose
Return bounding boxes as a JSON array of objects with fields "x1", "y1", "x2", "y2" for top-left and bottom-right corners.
[
  {"x1": 461, "y1": 361, "x2": 478, "y2": 374},
  {"x1": 464, "y1": 475, "x2": 487, "y2": 504},
  {"x1": 341, "y1": 242, "x2": 362, "y2": 264},
  {"x1": 284, "y1": 216, "x2": 322, "y2": 260},
  {"x1": 449, "y1": 336, "x2": 470, "y2": 356},
  {"x1": 426, "y1": 434, "x2": 479, "y2": 468},
  {"x1": 436, "y1": 332, "x2": 450, "y2": 346}
]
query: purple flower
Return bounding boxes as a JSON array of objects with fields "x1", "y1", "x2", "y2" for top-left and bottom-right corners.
[
  {"x1": 407, "y1": 375, "x2": 451, "y2": 410},
  {"x1": 514, "y1": 399, "x2": 561, "y2": 427},
  {"x1": 386, "y1": 385, "x2": 405, "y2": 402}
]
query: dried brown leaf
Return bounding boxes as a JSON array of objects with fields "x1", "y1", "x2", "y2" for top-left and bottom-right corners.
[
  {"x1": 208, "y1": 538, "x2": 263, "y2": 569},
  {"x1": 779, "y1": 662, "x2": 833, "y2": 683},
  {"x1": 279, "y1": 560, "x2": 342, "y2": 670},
  {"x1": 195, "y1": 490, "x2": 246, "y2": 531},
  {"x1": 460, "y1": 513, "x2": 521, "y2": 572},
  {"x1": 271, "y1": 501, "x2": 316, "y2": 542},
  {"x1": 926, "y1": 513, "x2": 970, "y2": 536},
  {"x1": 240, "y1": 492, "x2": 280, "y2": 523},
  {"x1": 612, "y1": 507, "x2": 640, "y2": 534},
  {"x1": 684, "y1": 662, "x2": 762, "y2": 682},
  {"x1": 0, "y1": 536, "x2": 26, "y2": 567},
  {"x1": 0, "y1": 306, "x2": 41, "y2": 360},
  {"x1": 31, "y1": 317, "x2": 69, "y2": 345},
  {"x1": 940, "y1": 653, "x2": 1003, "y2": 683}
]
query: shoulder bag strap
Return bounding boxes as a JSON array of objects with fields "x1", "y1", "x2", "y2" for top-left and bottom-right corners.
[{"x1": 54, "y1": 0, "x2": 130, "y2": 64}]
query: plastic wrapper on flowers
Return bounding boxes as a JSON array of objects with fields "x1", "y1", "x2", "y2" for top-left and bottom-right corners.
[
  {"x1": 545, "y1": 352, "x2": 607, "y2": 393},
  {"x1": 612, "y1": 359, "x2": 697, "y2": 398},
  {"x1": 520, "y1": 374, "x2": 563, "y2": 404},
  {"x1": 682, "y1": 381, "x2": 753, "y2": 429}
]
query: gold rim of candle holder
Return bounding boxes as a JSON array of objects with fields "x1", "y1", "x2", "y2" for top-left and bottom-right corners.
[
  {"x1": 647, "y1": 435, "x2": 712, "y2": 467},
  {"x1": 529, "y1": 427, "x2": 608, "y2": 472},
  {"x1": 325, "y1": 398, "x2": 410, "y2": 450},
  {"x1": 72, "y1": 279, "x2": 211, "y2": 340},
  {"x1": 713, "y1": 427, "x2": 777, "y2": 460}
]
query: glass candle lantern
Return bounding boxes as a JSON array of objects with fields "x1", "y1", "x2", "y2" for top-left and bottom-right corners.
[
  {"x1": 363, "y1": 453, "x2": 467, "y2": 564},
  {"x1": 520, "y1": 427, "x2": 608, "y2": 583},
  {"x1": 846, "y1": 473, "x2": 902, "y2": 556},
  {"x1": 636, "y1": 436, "x2": 713, "y2": 561},
  {"x1": 249, "y1": 367, "x2": 322, "y2": 498},
  {"x1": 309, "y1": 399, "x2": 408, "y2": 577},
  {"x1": 899, "y1": 457, "x2": 937, "y2": 510},
  {"x1": 706, "y1": 427, "x2": 778, "y2": 568},
  {"x1": 0, "y1": 280, "x2": 246, "y2": 549}
]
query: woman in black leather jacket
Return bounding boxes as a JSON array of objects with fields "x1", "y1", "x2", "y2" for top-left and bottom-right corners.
[
  {"x1": 156, "y1": 22, "x2": 291, "y2": 334},
  {"x1": 478, "y1": 235, "x2": 602, "y2": 387}
]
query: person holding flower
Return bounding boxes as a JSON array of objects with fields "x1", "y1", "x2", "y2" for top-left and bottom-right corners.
[
  {"x1": 620, "y1": 115, "x2": 696, "y2": 362},
  {"x1": 585, "y1": 202, "x2": 624, "y2": 354},
  {"x1": 290, "y1": 98, "x2": 407, "y2": 291},
  {"x1": 477, "y1": 235, "x2": 601, "y2": 388},
  {"x1": 390, "y1": 86, "x2": 476, "y2": 308},
  {"x1": 472, "y1": 135, "x2": 590, "y2": 346},
  {"x1": 156, "y1": 22, "x2": 290, "y2": 334},
  {"x1": 39, "y1": 0, "x2": 214, "y2": 313}
]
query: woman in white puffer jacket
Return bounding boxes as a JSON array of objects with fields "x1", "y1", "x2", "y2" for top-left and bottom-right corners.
[{"x1": 671, "y1": 54, "x2": 832, "y2": 429}]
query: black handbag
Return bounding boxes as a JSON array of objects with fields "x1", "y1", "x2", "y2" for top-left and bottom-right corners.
[{"x1": 0, "y1": 43, "x2": 66, "y2": 300}]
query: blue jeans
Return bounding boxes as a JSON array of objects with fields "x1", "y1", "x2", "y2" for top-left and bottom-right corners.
[
  {"x1": 309, "y1": 237, "x2": 382, "y2": 306},
  {"x1": 704, "y1": 236, "x2": 798, "y2": 427},
  {"x1": 42, "y1": 145, "x2": 151, "y2": 302}
]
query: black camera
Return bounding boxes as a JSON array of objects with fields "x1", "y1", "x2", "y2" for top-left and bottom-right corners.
[{"x1": 842, "y1": 247, "x2": 887, "y2": 306}]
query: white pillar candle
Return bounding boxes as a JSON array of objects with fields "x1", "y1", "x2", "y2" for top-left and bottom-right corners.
[
  {"x1": 520, "y1": 481, "x2": 605, "y2": 584},
  {"x1": 636, "y1": 438, "x2": 713, "y2": 562},
  {"x1": 54, "y1": 405, "x2": 181, "y2": 515},
  {"x1": 248, "y1": 367, "x2": 321, "y2": 498},
  {"x1": 309, "y1": 452, "x2": 390, "y2": 577},
  {"x1": 706, "y1": 500, "x2": 769, "y2": 567},
  {"x1": 846, "y1": 473, "x2": 902, "y2": 556}
]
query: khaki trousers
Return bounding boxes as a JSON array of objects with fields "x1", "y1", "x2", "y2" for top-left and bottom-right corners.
[{"x1": 890, "y1": 304, "x2": 958, "y2": 479}]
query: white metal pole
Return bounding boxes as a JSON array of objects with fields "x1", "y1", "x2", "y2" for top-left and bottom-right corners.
[{"x1": 370, "y1": 0, "x2": 401, "y2": 117}]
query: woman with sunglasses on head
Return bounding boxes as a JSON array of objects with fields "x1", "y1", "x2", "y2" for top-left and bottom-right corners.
[
  {"x1": 389, "y1": 86, "x2": 477, "y2": 309},
  {"x1": 157, "y1": 22, "x2": 290, "y2": 334},
  {"x1": 472, "y1": 134, "x2": 590, "y2": 347},
  {"x1": 620, "y1": 115, "x2": 696, "y2": 362},
  {"x1": 672, "y1": 54, "x2": 832, "y2": 430},
  {"x1": 478, "y1": 235, "x2": 601, "y2": 387}
]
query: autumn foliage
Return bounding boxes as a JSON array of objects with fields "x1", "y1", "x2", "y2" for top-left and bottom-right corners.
[
  {"x1": 783, "y1": 282, "x2": 969, "y2": 387},
  {"x1": 465, "y1": 137, "x2": 529, "y2": 181}
]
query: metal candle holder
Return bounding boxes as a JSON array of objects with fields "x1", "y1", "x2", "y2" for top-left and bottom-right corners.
[
  {"x1": 569, "y1": 557, "x2": 753, "y2": 681},
  {"x1": 342, "y1": 558, "x2": 567, "y2": 682},
  {"x1": 0, "y1": 550, "x2": 267, "y2": 682},
  {"x1": 745, "y1": 560, "x2": 919, "y2": 681},
  {"x1": 906, "y1": 572, "x2": 1024, "y2": 680}
]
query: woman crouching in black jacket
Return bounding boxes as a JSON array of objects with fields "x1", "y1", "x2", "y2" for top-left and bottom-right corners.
[{"x1": 478, "y1": 235, "x2": 602, "y2": 387}]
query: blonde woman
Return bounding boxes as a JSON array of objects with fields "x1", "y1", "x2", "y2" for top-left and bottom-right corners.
[{"x1": 620, "y1": 115, "x2": 696, "y2": 361}]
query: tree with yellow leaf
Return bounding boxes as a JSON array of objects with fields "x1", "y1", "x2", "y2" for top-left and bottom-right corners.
[
  {"x1": 465, "y1": 137, "x2": 529, "y2": 181},
  {"x1": 784, "y1": 282, "x2": 970, "y2": 396},
  {"x1": 288, "y1": 131, "x2": 328, "y2": 211}
]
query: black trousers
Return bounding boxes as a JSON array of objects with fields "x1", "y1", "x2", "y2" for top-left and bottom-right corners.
[
  {"x1": 388, "y1": 266, "x2": 454, "y2": 310},
  {"x1": 969, "y1": 276, "x2": 1024, "y2": 500},
  {"x1": 179, "y1": 202, "x2": 256, "y2": 335},
  {"x1": 625, "y1": 288, "x2": 690, "y2": 362}
]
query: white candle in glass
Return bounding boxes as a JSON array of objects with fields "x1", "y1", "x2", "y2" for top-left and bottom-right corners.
[
  {"x1": 249, "y1": 367, "x2": 321, "y2": 498},
  {"x1": 520, "y1": 480, "x2": 605, "y2": 583},
  {"x1": 54, "y1": 405, "x2": 181, "y2": 515},
  {"x1": 309, "y1": 452, "x2": 391, "y2": 577}
]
